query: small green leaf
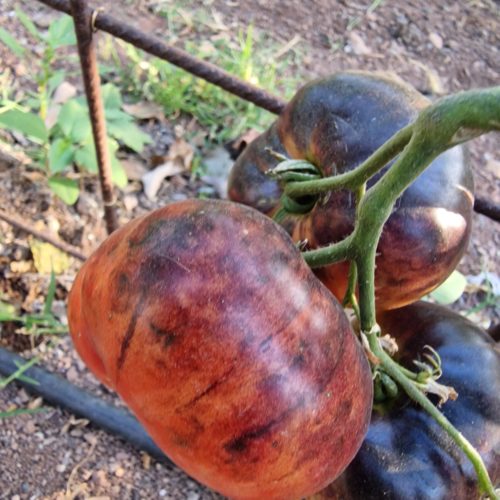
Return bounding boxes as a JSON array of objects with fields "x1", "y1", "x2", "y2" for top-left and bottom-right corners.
[
  {"x1": 107, "y1": 120, "x2": 152, "y2": 153},
  {"x1": 101, "y1": 83, "x2": 122, "y2": 110},
  {"x1": 0, "y1": 27, "x2": 25, "y2": 56},
  {"x1": 43, "y1": 271, "x2": 57, "y2": 316},
  {"x1": 57, "y1": 100, "x2": 91, "y2": 143},
  {"x1": 47, "y1": 15, "x2": 76, "y2": 48},
  {"x1": 75, "y1": 138, "x2": 127, "y2": 187},
  {"x1": 105, "y1": 108, "x2": 131, "y2": 122},
  {"x1": 48, "y1": 176, "x2": 79, "y2": 205},
  {"x1": 47, "y1": 70, "x2": 67, "y2": 98},
  {"x1": 429, "y1": 270, "x2": 467, "y2": 305},
  {"x1": 15, "y1": 7, "x2": 42, "y2": 40},
  {"x1": 48, "y1": 138, "x2": 74, "y2": 174},
  {"x1": 111, "y1": 156, "x2": 128, "y2": 188},
  {"x1": 0, "y1": 407, "x2": 46, "y2": 419},
  {"x1": 0, "y1": 356, "x2": 40, "y2": 389},
  {"x1": 0, "y1": 301, "x2": 17, "y2": 321},
  {"x1": 74, "y1": 142, "x2": 97, "y2": 173},
  {"x1": 0, "y1": 109, "x2": 47, "y2": 142}
]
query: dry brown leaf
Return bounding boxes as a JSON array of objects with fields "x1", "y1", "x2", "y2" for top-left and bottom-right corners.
[
  {"x1": 53, "y1": 82, "x2": 77, "y2": 105},
  {"x1": 27, "y1": 397, "x2": 43, "y2": 410},
  {"x1": 28, "y1": 237, "x2": 72, "y2": 275},
  {"x1": 120, "y1": 157, "x2": 148, "y2": 181},
  {"x1": 348, "y1": 32, "x2": 372, "y2": 55},
  {"x1": 208, "y1": 9, "x2": 229, "y2": 32},
  {"x1": 141, "y1": 161, "x2": 186, "y2": 201},
  {"x1": 141, "y1": 452, "x2": 152, "y2": 470},
  {"x1": 10, "y1": 261, "x2": 33, "y2": 273},
  {"x1": 168, "y1": 137, "x2": 194, "y2": 170}
]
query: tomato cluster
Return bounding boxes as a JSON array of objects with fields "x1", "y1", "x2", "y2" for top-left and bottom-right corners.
[
  {"x1": 68, "y1": 72, "x2": 499, "y2": 499},
  {"x1": 228, "y1": 71, "x2": 474, "y2": 311}
]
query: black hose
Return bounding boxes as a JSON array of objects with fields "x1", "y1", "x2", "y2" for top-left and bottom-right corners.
[{"x1": 0, "y1": 346, "x2": 172, "y2": 464}]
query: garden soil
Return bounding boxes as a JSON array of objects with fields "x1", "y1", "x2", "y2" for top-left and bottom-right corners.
[{"x1": 0, "y1": 0, "x2": 498, "y2": 499}]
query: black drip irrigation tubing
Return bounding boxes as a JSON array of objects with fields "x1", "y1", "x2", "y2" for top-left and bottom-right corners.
[{"x1": 0, "y1": 346, "x2": 172, "y2": 465}]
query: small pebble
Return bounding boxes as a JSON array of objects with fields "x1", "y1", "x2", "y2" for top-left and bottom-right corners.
[
  {"x1": 114, "y1": 466, "x2": 125, "y2": 478},
  {"x1": 24, "y1": 420, "x2": 37, "y2": 434},
  {"x1": 66, "y1": 366, "x2": 79, "y2": 383}
]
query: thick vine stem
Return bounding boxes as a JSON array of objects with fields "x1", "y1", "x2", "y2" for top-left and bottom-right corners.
[
  {"x1": 298, "y1": 86, "x2": 500, "y2": 497},
  {"x1": 284, "y1": 124, "x2": 414, "y2": 198}
]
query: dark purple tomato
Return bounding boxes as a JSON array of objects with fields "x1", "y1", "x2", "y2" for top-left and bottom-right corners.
[
  {"x1": 228, "y1": 72, "x2": 474, "y2": 311},
  {"x1": 315, "y1": 301, "x2": 500, "y2": 499}
]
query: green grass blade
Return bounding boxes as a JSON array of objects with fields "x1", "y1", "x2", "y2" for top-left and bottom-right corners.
[
  {"x1": 0, "y1": 356, "x2": 40, "y2": 389},
  {"x1": 0, "y1": 27, "x2": 25, "y2": 57}
]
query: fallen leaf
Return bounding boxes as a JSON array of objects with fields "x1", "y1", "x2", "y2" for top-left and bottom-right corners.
[
  {"x1": 120, "y1": 157, "x2": 148, "y2": 181},
  {"x1": 466, "y1": 271, "x2": 500, "y2": 296},
  {"x1": 141, "y1": 161, "x2": 185, "y2": 201},
  {"x1": 168, "y1": 137, "x2": 194, "y2": 169},
  {"x1": 122, "y1": 101, "x2": 164, "y2": 120},
  {"x1": 348, "y1": 32, "x2": 371, "y2": 55},
  {"x1": 28, "y1": 237, "x2": 72, "y2": 275},
  {"x1": 27, "y1": 397, "x2": 43, "y2": 410},
  {"x1": 10, "y1": 260, "x2": 33, "y2": 273},
  {"x1": 53, "y1": 81, "x2": 77, "y2": 104}
]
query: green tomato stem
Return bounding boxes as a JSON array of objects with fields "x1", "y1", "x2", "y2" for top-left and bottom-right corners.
[
  {"x1": 367, "y1": 331, "x2": 498, "y2": 499},
  {"x1": 284, "y1": 124, "x2": 413, "y2": 198}
]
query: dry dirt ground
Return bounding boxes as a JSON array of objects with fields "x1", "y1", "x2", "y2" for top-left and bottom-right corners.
[{"x1": 0, "y1": 0, "x2": 499, "y2": 499}]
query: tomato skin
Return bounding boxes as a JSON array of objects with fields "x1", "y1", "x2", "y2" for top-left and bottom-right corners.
[
  {"x1": 314, "y1": 301, "x2": 500, "y2": 500},
  {"x1": 68, "y1": 199, "x2": 373, "y2": 500},
  {"x1": 228, "y1": 72, "x2": 474, "y2": 311}
]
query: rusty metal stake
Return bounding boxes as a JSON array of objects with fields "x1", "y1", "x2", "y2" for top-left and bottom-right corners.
[
  {"x1": 33, "y1": 0, "x2": 500, "y2": 225},
  {"x1": 70, "y1": 0, "x2": 118, "y2": 235}
]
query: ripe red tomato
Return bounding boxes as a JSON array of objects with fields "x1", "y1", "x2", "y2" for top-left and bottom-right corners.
[
  {"x1": 228, "y1": 72, "x2": 474, "y2": 311},
  {"x1": 68, "y1": 199, "x2": 373, "y2": 499},
  {"x1": 314, "y1": 301, "x2": 500, "y2": 499}
]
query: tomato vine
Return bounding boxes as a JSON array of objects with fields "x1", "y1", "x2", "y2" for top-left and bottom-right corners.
[{"x1": 273, "y1": 86, "x2": 500, "y2": 499}]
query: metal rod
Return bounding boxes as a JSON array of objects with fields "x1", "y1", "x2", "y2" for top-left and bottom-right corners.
[
  {"x1": 70, "y1": 0, "x2": 118, "y2": 235},
  {"x1": 0, "y1": 346, "x2": 171, "y2": 464},
  {"x1": 0, "y1": 209, "x2": 87, "y2": 261},
  {"x1": 36, "y1": 0, "x2": 500, "y2": 224},
  {"x1": 38, "y1": 0, "x2": 288, "y2": 114}
]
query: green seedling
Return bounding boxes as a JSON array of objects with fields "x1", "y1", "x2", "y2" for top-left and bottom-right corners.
[{"x1": 0, "y1": 11, "x2": 152, "y2": 204}]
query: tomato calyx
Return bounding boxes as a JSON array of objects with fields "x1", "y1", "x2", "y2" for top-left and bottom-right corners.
[
  {"x1": 358, "y1": 324, "x2": 459, "y2": 408},
  {"x1": 264, "y1": 152, "x2": 323, "y2": 219}
]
